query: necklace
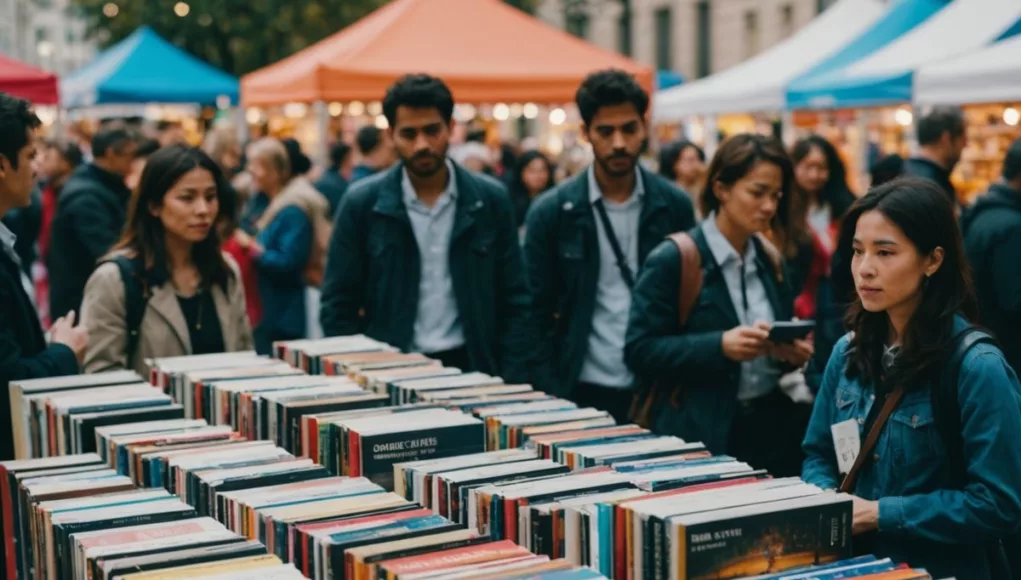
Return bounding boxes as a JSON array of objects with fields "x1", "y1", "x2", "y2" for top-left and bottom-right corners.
[{"x1": 194, "y1": 291, "x2": 203, "y2": 331}]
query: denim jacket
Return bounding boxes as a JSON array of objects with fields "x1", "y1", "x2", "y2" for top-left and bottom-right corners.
[{"x1": 802, "y1": 316, "x2": 1021, "y2": 580}]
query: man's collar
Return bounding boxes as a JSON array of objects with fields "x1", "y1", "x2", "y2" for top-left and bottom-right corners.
[
  {"x1": 0, "y1": 219, "x2": 17, "y2": 254},
  {"x1": 587, "y1": 165, "x2": 644, "y2": 204},
  {"x1": 402, "y1": 158, "x2": 457, "y2": 206}
]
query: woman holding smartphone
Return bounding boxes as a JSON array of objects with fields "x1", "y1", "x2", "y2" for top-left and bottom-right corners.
[
  {"x1": 801, "y1": 178, "x2": 1021, "y2": 579},
  {"x1": 625, "y1": 134, "x2": 813, "y2": 477}
]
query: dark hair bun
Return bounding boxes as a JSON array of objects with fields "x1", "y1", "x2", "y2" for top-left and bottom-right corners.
[{"x1": 282, "y1": 138, "x2": 311, "y2": 175}]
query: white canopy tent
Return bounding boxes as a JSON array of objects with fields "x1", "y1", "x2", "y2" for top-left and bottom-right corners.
[
  {"x1": 652, "y1": 0, "x2": 887, "y2": 121},
  {"x1": 914, "y1": 34, "x2": 1021, "y2": 105}
]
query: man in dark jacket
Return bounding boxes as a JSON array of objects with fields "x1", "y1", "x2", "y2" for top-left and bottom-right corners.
[
  {"x1": 524, "y1": 70, "x2": 696, "y2": 418},
  {"x1": 903, "y1": 106, "x2": 966, "y2": 205},
  {"x1": 320, "y1": 74, "x2": 532, "y2": 383},
  {"x1": 47, "y1": 121, "x2": 139, "y2": 319},
  {"x1": 351, "y1": 126, "x2": 395, "y2": 183},
  {"x1": 315, "y1": 141, "x2": 352, "y2": 216},
  {"x1": 962, "y1": 138, "x2": 1021, "y2": 373},
  {"x1": 0, "y1": 93, "x2": 87, "y2": 461}
]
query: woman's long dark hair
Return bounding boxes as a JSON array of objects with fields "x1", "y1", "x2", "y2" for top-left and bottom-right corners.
[
  {"x1": 791, "y1": 135, "x2": 855, "y2": 219},
  {"x1": 784, "y1": 136, "x2": 853, "y2": 257},
  {"x1": 658, "y1": 140, "x2": 705, "y2": 182},
  {"x1": 114, "y1": 145, "x2": 235, "y2": 291},
  {"x1": 702, "y1": 134, "x2": 793, "y2": 232},
  {"x1": 507, "y1": 150, "x2": 555, "y2": 226},
  {"x1": 838, "y1": 176, "x2": 977, "y2": 391}
]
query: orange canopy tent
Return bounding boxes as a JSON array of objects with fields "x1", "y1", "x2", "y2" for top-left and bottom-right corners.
[
  {"x1": 0, "y1": 53, "x2": 58, "y2": 104},
  {"x1": 241, "y1": 0, "x2": 653, "y2": 107}
]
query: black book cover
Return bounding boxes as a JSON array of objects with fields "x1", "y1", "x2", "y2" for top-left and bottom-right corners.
[
  {"x1": 677, "y1": 499, "x2": 852, "y2": 580},
  {"x1": 75, "y1": 406, "x2": 186, "y2": 454},
  {"x1": 359, "y1": 423, "x2": 485, "y2": 491},
  {"x1": 291, "y1": 504, "x2": 423, "y2": 572}
]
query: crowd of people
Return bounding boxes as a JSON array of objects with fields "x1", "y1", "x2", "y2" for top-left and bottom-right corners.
[{"x1": 2, "y1": 68, "x2": 1021, "y2": 579}]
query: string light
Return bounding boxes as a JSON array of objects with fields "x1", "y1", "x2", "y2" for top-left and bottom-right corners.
[
  {"x1": 328, "y1": 102, "x2": 343, "y2": 117},
  {"x1": 894, "y1": 108, "x2": 913, "y2": 127},
  {"x1": 493, "y1": 104, "x2": 510, "y2": 121},
  {"x1": 102, "y1": 3, "x2": 118, "y2": 17},
  {"x1": 348, "y1": 101, "x2": 365, "y2": 116},
  {"x1": 174, "y1": 2, "x2": 190, "y2": 17},
  {"x1": 1004, "y1": 107, "x2": 1019, "y2": 127},
  {"x1": 549, "y1": 108, "x2": 567, "y2": 126},
  {"x1": 523, "y1": 103, "x2": 539, "y2": 119}
]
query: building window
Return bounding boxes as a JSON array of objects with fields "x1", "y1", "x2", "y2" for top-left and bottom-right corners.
[
  {"x1": 66, "y1": 28, "x2": 76, "y2": 45},
  {"x1": 0, "y1": 27, "x2": 9, "y2": 54},
  {"x1": 696, "y1": 0, "x2": 711, "y2": 77},
  {"x1": 565, "y1": 12, "x2": 589, "y2": 39},
  {"x1": 35, "y1": 27, "x2": 48, "y2": 43},
  {"x1": 654, "y1": 7, "x2": 672, "y2": 70},
  {"x1": 780, "y1": 4, "x2": 795, "y2": 38},
  {"x1": 618, "y1": 11, "x2": 632, "y2": 56},
  {"x1": 817, "y1": 0, "x2": 838, "y2": 13},
  {"x1": 744, "y1": 10, "x2": 759, "y2": 59},
  {"x1": 36, "y1": 0, "x2": 53, "y2": 8}
]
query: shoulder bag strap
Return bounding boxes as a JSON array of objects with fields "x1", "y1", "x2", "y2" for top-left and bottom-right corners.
[
  {"x1": 592, "y1": 199, "x2": 635, "y2": 289},
  {"x1": 839, "y1": 386, "x2": 906, "y2": 493},
  {"x1": 667, "y1": 232, "x2": 704, "y2": 326},
  {"x1": 108, "y1": 255, "x2": 149, "y2": 363}
]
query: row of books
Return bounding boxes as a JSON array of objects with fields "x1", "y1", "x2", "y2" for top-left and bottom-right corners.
[{"x1": 0, "y1": 453, "x2": 303, "y2": 580}]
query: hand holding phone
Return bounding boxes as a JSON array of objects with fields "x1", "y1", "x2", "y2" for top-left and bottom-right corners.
[{"x1": 768, "y1": 320, "x2": 816, "y2": 343}]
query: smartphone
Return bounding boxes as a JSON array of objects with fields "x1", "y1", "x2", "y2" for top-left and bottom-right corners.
[{"x1": 768, "y1": 320, "x2": 816, "y2": 343}]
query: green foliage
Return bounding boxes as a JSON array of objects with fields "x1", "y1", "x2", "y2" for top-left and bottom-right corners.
[
  {"x1": 71, "y1": 0, "x2": 547, "y2": 76},
  {"x1": 69, "y1": 0, "x2": 385, "y2": 76}
]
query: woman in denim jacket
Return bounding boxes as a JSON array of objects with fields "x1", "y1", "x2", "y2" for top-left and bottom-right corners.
[{"x1": 801, "y1": 177, "x2": 1021, "y2": 579}]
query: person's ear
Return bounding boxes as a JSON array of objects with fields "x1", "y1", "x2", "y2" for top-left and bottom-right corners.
[{"x1": 925, "y1": 246, "x2": 945, "y2": 277}]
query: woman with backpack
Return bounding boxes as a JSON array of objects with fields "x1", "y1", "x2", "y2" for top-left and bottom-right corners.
[
  {"x1": 80, "y1": 145, "x2": 253, "y2": 375},
  {"x1": 233, "y1": 138, "x2": 329, "y2": 355},
  {"x1": 801, "y1": 177, "x2": 1021, "y2": 579},
  {"x1": 624, "y1": 134, "x2": 813, "y2": 477}
]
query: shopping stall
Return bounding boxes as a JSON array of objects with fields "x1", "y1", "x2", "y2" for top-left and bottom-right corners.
[
  {"x1": 914, "y1": 31, "x2": 1021, "y2": 196},
  {"x1": 786, "y1": 0, "x2": 1021, "y2": 198},
  {"x1": 60, "y1": 26, "x2": 239, "y2": 142},
  {"x1": 652, "y1": 0, "x2": 889, "y2": 146},
  {"x1": 0, "y1": 53, "x2": 58, "y2": 104},
  {"x1": 240, "y1": 0, "x2": 651, "y2": 160}
]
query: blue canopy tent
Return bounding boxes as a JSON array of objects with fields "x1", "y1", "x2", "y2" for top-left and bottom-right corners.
[
  {"x1": 60, "y1": 26, "x2": 238, "y2": 109},
  {"x1": 787, "y1": 0, "x2": 1021, "y2": 109},
  {"x1": 656, "y1": 70, "x2": 684, "y2": 91}
]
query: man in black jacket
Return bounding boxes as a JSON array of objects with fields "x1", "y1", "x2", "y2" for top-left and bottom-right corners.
[
  {"x1": 47, "y1": 121, "x2": 139, "y2": 319},
  {"x1": 0, "y1": 93, "x2": 87, "y2": 461},
  {"x1": 904, "y1": 106, "x2": 966, "y2": 206},
  {"x1": 320, "y1": 74, "x2": 532, "y2": 383},
  {"x1": 962, "y1": 138, "x2": 1021, "y2": 373},
  {"x1": 523, "y1": 70, "x2": 696, "y2": 418}
]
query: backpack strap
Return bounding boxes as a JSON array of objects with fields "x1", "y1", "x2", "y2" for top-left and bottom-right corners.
[
  {"x1": 106, "y1": 255, "x2": 150, "y2": 364},
  {"x1": 667, "y1": 232, "x2": 704, "y2": 327},
  {"x1": 933, "y1": 326, "x2": 995, "y2": 486}
]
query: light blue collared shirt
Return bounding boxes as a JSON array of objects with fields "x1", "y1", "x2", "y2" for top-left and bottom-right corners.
[
  {"x1": 702, "y1": 213, "x2": 779, "y2": 401},
  {"x1": 402, "y1": 159, "x2": 465, "y2": 354},
  {"x1": 578, "y1": 166, "x2": 644, "y2": 389}
]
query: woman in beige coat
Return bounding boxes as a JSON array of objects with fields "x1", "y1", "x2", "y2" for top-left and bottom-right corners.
[{"x1": 81, "y1": 145, "x2": 253, "y2": 376}]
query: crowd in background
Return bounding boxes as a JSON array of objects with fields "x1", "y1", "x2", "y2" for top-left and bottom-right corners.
[{"x1": 3, "y1": 66, "x2": 1021, "y2": 578}]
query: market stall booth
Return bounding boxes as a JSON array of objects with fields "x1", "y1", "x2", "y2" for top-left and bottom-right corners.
[
  {"x1": 786, "y1": 0, "x2": 1021, "y2": 199},
  {"x1": 240, "y1": 0, "x2": 651, "y2": 161},
  {"x1": 914, "y1": 30, "x2": 1021, "y2": 197},
  {"x1": 0, "y1": 54, "x2": 58, "y2": 104},
  {"x1": 60, "y1": 26, "x2": 239, "y2": 143},
  {"x1": 652, "y1": 0, "x2": 889, "y2": 155}
]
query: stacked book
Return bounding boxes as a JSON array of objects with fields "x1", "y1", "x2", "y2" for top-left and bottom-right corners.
[
  {"x1": 0, "y1": 453, "x2": 301, "y2": 580},
  {"x1": 273, "y1": 337, "x2": 618, "y2": 452},
  {"x1": 8, "y1": 371, "x2": 183, "y2": 459}
]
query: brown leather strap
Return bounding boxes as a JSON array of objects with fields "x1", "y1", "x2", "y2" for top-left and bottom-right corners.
[
  {"x1": 667, "y1": 232, "x2": 704, "y2": 326},
  {"x1": 839, "y1": 386, "x2": 905, "y2": 493}
]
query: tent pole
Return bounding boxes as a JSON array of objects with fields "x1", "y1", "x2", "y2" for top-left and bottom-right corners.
[
  {"x1": 704, "y1": 115, "x2": 719, "y2": 159},
  {"x1": 781, "y1": 111, "x2": 795, "y2": 148},
  {"x1": 314, "y1": 100, "x2": 330, "y2": 168},
  {"x1": 856, "y1": 109, "x2": 870, "y2": 193}
]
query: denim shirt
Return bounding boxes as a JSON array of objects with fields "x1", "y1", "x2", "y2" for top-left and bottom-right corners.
[{"x1": 802, "y1": 316, "x2": 1021, "y2": 579}]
